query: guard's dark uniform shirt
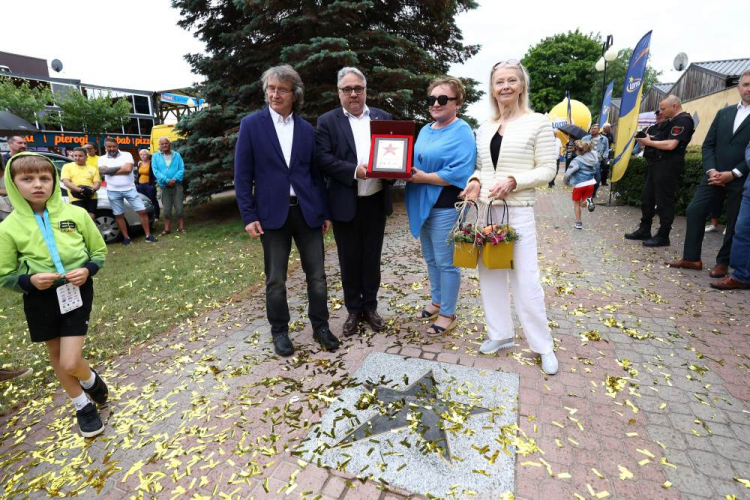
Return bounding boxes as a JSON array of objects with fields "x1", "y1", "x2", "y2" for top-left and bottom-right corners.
[
  {"x1": 661, "y1": 111, "x2": 695, "y2": 159},
  {"x1": 643, "y1": 121, "x2": 670, "y2": 162}
]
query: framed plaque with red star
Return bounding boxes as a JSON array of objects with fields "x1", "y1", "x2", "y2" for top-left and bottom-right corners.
[{"x1": 367, "y1": 120, "x2": 415, "y2": 179}]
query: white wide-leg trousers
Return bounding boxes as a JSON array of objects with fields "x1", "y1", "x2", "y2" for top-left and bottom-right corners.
[{"x1": 477, "y1": 206, "x2": 554, "y2": 355}]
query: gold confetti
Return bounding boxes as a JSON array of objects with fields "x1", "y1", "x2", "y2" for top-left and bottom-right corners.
[
  {"x1": 592, "y1": 468, "x2": 605, "y2": 479},
  {"x1": 662, "y1": 481, "x2": 672, "y2": 489},
  {"x1": 618, "y1": 465, "x2": 634, "y2": 480}
]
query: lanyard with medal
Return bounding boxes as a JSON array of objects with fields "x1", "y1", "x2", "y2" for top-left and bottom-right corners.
[{"x1": 35, "y1": 210, "x2": 83, "y2": 314}]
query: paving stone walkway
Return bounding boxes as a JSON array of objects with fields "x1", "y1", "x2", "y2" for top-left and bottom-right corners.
[{"x1": 0, "y1": 182, "x2": 748, "y2": 500}]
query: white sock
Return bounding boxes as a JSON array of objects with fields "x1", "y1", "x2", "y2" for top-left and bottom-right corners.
[
  {"x1": 71, "y1": 392, "x2": 90, "y2": 411},
  {"x1": 80, "y1": 370, "x2": 96, "y2": 389}
]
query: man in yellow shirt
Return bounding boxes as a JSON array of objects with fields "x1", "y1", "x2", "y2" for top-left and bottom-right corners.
[
  {"x1": 84, "y1": 143, "x2": 99, "y2": 168},
  {"x1": 61, "y1": 147, "x2": 101, "y2": 218}
]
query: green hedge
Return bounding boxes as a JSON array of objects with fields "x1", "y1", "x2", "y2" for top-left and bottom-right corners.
[{"x1": 612, "y1": 150, "x2": 704, "y2": 217}]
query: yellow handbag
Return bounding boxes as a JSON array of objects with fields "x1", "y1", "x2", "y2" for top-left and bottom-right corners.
[
  {"x1": 452, "y1": 200, "x2": 480, "y2": 269},
  {"x1": 481, "y1": 200, "x2": 517, "y2": 270}
]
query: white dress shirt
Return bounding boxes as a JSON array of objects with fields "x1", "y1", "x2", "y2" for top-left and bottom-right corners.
[
  {"x1": 269, "y1": 107, "x2": 296, "y2": 196},
  {"x1": 344, "y1": 105, "x2": 382, "y2": 197}
]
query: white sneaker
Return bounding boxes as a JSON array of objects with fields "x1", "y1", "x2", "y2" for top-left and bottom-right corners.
[
  {"x1": 704, "y1": 224, "x2": 718, "y2": 233},
  {"x1": 540, "y1": 351, "x2": 559, "y2": 375},
  {"x1": 480, "y1": 338, "x2": 515, "y2": 354}
]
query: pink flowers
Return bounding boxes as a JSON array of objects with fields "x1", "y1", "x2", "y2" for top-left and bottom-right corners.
[{"x1": 480, "y1": 224, "x2": 519, "y2": 246}]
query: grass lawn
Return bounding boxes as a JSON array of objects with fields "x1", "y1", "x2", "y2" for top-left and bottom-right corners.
[{"x1": 0, "y1": 194, "x2": 267, "y2": 411}]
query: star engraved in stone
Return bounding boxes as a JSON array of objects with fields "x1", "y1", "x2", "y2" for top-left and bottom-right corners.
[
  {"x1": 336, "y1": 371, "x2": 491, "y2": 462},
  {"x1": 383, "y1": 143, "x2": 398, "y2": 155}
]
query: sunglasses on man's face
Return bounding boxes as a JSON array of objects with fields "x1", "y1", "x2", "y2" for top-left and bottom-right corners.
[{"x1": 428, "y1": 95, "x2": 458, "y2": 106}]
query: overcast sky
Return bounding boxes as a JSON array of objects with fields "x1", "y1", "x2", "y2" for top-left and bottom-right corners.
[{"x1": 1, "y1": 0, "x2": 746, "y2": 123}]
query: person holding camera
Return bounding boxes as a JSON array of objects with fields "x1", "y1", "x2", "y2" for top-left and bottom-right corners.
[
  {"x1": 624, "y1": 95, "x2": 694, "y2": 247},
  {"x1": 61, "y1": 146, "x2": 101, "y2": 219}
]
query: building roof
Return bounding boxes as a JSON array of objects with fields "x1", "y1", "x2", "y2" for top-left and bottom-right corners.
[
  {"x1": 653, "y1": 83, "x2": 674, "y2": 93},
  {"x1": 692, "y1": 58, "x2": 750, "y2": 78}
]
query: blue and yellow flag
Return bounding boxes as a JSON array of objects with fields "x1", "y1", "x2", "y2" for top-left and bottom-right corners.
[
  {"x1": 611, "y1": 31, "x2": 652, "y2": 183},
  {"x1": 599, "y1": 80, "x2": 614, "y2": 128}
]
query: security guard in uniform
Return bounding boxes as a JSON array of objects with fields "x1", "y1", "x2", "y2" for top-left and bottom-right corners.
[{"x1": 624, "y1": 95, "x2": 695, "y2": 247}]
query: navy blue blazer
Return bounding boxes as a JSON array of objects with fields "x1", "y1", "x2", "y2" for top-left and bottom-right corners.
[
  {"x1": 234, "y1": 107, "x2": 329, "y2": 230},
  {"x1": 315, "y1": 107, "x2": 393, "y2": 222}
]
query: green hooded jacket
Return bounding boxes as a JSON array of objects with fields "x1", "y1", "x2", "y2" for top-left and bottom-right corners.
[{"x1": 0, "y1": 152, "x2": 106, "y2": 293}]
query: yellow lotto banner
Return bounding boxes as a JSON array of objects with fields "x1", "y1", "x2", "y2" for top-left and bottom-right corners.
[
  {"x1": 611, "y1": 31, "x2": 652, "y2": 183},
  {"x1": 611, "y1": 91, "x2": 643, "y2": 182}
]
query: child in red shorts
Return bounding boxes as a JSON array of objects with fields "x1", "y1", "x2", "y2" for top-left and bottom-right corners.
[{"x1": 564, "y1": 140, "x2": 598, "y2": 229}]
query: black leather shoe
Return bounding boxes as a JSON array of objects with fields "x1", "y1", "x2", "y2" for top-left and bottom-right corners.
[
  {"x1": 272, "y1": 333, "x2": 294, "y2": 357},
  {"x1": 313, "y1": 327, "x2": 340, "y2": 351},
  {"x1": 342, "y1": 312, "x2": 362, "y2": 337},
  {"x1": 624, "y1": 227, "x2": 651, "y2": 240},
  {"x1": 643, "y1": 235, "x2": 670, "y2": 247},
  {"x1": 363, "y1": 310, "x2": 386, "y2": 332}
]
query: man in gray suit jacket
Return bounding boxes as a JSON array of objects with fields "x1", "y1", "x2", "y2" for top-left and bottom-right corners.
[
  {"x1": 667, "y1": 70, "x2": 750, "y2": 280},
  {"x1": 316, "y1": 67, "x2": 392, "y2": 337}
]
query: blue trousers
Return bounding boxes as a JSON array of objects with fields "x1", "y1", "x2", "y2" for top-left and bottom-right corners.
[
  {"x1": 419, "y1": 207, "x2": 461, "y2": 316},
  {"x1": 730, "y1": 190, "x2": 750, "y2": 283}
]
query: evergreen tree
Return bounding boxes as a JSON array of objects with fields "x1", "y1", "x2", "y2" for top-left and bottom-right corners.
[{"x1": 172, "y1": 0, "x2": 481, "y2": 202}]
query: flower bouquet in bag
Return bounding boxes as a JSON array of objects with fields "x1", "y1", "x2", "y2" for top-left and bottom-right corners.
[
  {"x1": 479, "y1": 200, "x2": 519, "y2": 269},
  {"x1": 451, "y1": 200, "x2": 480, "y2": 268}
]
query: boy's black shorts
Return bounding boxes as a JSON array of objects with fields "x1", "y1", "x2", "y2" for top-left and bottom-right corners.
[
  {"x1": 71, "y1": 199, "x2": 98, "y2": 214},
  {"x1": 23, "y1": 279, "x2": 94, "y2": 343}
]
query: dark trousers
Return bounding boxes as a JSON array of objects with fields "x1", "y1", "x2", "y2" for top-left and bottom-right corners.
[
  {"x1": 683, "y1": 175, "x2": 744, "y2": 264},
  {"x1": 600, "y1": 159, "x2": 610, "y2": 185},
  {"x1": 639, "y1": 160, "x2": 682, "y2": 237},
  {"x1": 332, "y1": 190, "x2": 387, "y2": 313},
  {"x1": 136, "y1": 183, "x2": 160, "y2": 219},
  {"x1": 260, "y1": 205, "x2": 329, "y2": 335}
]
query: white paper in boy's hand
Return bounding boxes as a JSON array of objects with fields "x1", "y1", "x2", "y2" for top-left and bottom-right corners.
[{"x1": 56, "y1": 283, "x2": 83, "y2": 314}]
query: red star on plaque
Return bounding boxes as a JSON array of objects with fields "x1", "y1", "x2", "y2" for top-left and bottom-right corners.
[{"x1": 383, "y1": 143, "x2": 397, "y2": 155}]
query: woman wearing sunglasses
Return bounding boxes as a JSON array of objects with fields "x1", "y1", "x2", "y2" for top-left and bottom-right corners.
[
  {"x1": 459, "y1": 60, "x2": 559, "y2": 375},
  {"x1": 405, "y1": 77, "x2": 476, "y2": 336}
]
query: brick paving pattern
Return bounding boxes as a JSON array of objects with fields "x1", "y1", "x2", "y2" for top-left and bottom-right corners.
[{"x1": 0, "y1": 183, "x2": 748, "y2": 499}]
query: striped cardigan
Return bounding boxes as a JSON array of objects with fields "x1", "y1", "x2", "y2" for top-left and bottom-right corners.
[{"x1": 470, "y1": 113, "x2": 557, "y2": 207}]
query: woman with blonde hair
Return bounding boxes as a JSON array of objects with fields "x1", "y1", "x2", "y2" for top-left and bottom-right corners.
[
  {"x1": 135, "y1": 148, "x2": 160, "y2": 222},
  {"x1": 406, "y1": 76, "x2": 476, "y2": 336},
  {"x1": 460, "y1": 60, "x2": 559, "y2": 374}
]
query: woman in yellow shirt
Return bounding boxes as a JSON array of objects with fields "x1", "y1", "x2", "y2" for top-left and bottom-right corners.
[{"x1": 135, "y1": 149, "x2": 160, "y2": 222}]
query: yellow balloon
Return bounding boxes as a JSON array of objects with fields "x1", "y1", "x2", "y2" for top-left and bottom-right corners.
[{"x1": 547, "y1": 99, "x2": 592, "y2": 142}]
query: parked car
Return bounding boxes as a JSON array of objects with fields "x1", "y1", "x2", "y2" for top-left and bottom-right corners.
[{"x1": 38, "y1": 152, "x2": 155, "y2": 243}]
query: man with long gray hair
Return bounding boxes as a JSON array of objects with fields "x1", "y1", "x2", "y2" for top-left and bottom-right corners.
[
  {"x1": 315, "y1": 67, "x2": 393, "y2": 337},
  {"x1": 234, "y1": 64, "x2": 338, "y2": 357}
]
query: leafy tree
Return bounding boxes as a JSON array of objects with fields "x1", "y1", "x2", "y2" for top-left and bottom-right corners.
[
  {"x1": 172, "y1": 0, "x2": 482, "y2": 203},
  {"x1": 55, "y1": 91, "x2": 132, "y2": 153},
  {"x1": 588, "y1": 48, "x2": 662, "y2": 117},
  {"x1": 521, "y1": 30, "x2": 602, "y2": 113},
  {"x1": 0, "y1": 77, "x2": 54, "y2": 123}
]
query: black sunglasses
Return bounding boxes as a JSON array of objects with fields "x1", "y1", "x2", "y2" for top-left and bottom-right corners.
[{"x1": 428, "y1": 95, "x2": 458, "y2": 106}]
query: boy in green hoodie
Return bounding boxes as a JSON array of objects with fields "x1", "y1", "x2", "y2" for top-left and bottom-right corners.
[{"x1": 0, "y1": 153, "x2": 109, "y2": 437}]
